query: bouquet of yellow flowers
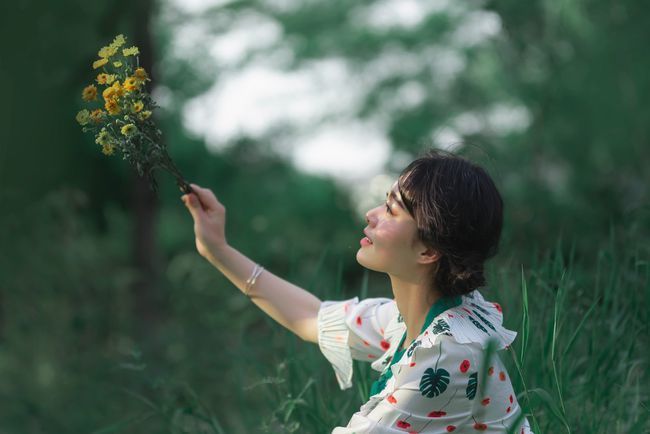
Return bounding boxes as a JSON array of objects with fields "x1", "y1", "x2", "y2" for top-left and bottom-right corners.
[{"x1": 76, "y1": 34, "x2": 192, "y2": 194}]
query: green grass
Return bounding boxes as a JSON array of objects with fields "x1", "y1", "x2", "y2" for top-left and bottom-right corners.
[
  {"x1": 1, "y1": 197, "x2": 648, "y2": 433},
  {"x1": 237, "y1": 232, "x2": 650, "y2": 433},
  {"x1": 118, "y1": 230, "x2": 647, "y2": 433}
]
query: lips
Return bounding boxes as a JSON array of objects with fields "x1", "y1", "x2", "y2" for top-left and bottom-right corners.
[{"x1": 363, "y1": 229, "x2": 373, "y2": 244}]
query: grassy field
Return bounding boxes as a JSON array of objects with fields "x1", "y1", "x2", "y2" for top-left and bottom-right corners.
[
  {"x1": 240, "y1": 232, "x2": 649, "y2": 433},
  {"x1": 92, "y1": 230, "x2": 648, "y2": 434},
  {"x1": 1, "y1": 197, "x2": 648, "y2": 433}
]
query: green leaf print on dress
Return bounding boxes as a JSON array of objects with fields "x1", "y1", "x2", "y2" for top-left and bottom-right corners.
[
  {"x1": 471, "y1": 309, "x2": 496, "y2": 332},
  {"x1": 470, "y1": 302, "x2": 490, "y2": 316},
  {"x1": 407, "y1": 340, "x2": 422, "y2": 357},
  {"x1": 432, "y1": 319, "x2": 450, "y2": 334},
  {"x1": 420, "y1": 367, "x2": 450, "y2": 398},
  {"x1": 466, "y1": 372, "x2": 478, "y2": 400},
  {"x1": 467, "y1": 315, "x2": 489, "y2": 334},
  {"x1": 418, "y1": 341, "x2": 450, "y2": 398}
]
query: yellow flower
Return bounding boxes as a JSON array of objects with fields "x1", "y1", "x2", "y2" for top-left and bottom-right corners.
[
  {"x1": 98, "y1": 45, "x2": 117, "y2": 59},
  {"x1": 113, "y1": 61, "x2": 123, "y2": 68},
  {"x1": 76, "y1": 109, "x2": 90, "y2": 126},
  {"x1": 101, "y1": 143, "x2": 116, "y2": 155},
  {"x1": 95, "y1": 128, "x2": 112, "y2": 145},
  {"x1": 123, "y1": 77, "x2": 139, "y2": 92},
  {"x1": 92, "y1": 58, "x2": 109, "y2": 69},
  {"x1": 134, "y1": 67, "x2": 150, "y2": 82},
  {"x1": 110, "y1": 34, "x2": 126, "y2": 49},
  {"x1": 96, "y1": 128, "x2": 117, "y2": 155},
  {"x1": 122, "y1": 46, "x2": 139, "y2": 57},
  {"x1": 139, "y1": 110, "x2": 152, "y2": 120},
  {"x1": 102, "y1": 86, "x2": 116, "y2": 101},
  {"x1": 105, "y1": 99, "x2": 121, "y2": 115},
  {"x1": 113, "y1": 81, "x2": 125, "y2": 96},
  {"x1": 102, "y1": 81, "x2": 124, "y2": 101},
  {"x1": 96, "y1": 73, "x2": 116, "y2": 85},
  {"x1": 82, "y1": 84, "x2": 98, "y2": 101},
  {"x1": 90, "y1": 109, "x2": 105, "y2": 123},
  {"x1": 132, "y1": 101, "x2": 144, "y2": 113},
  {"x1": 120, "y1": 123, "x2": 137, "y2": 136}
]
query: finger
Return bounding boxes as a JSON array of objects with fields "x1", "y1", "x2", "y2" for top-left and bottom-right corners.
[
  {"x1": 182, "y1": 193, "x2": 203, "y2": 219},
  {"x1": 190, "y1": 183, "x2": 221, "y2": 211}
]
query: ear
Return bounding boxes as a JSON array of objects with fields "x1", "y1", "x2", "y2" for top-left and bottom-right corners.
[{"x1": 417, "y1": 246, "x2": 441, "y2": 265}]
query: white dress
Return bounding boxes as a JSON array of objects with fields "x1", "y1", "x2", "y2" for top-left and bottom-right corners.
[{"x1": 317, "y1": 289, "x2": 534, "y2": 433}]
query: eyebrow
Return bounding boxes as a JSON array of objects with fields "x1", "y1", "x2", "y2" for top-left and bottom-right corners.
[{"x1": 386, "y1": 189, "x2": 405, "y2": 210}]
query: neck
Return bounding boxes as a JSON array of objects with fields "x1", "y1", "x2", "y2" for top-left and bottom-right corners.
[{"x1": 389, "y1": 273, "x2": 442, "y2": 348}]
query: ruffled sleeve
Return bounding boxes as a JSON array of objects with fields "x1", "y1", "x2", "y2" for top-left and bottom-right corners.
[
  {"x1": 317, "y1": 297, "x2": 398, "y2": 390},
  {"x1": 444, "y1": 290, "x2": 517, "y2": 351}
]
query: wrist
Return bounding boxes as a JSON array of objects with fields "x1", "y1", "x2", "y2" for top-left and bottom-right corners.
[{"x1": 204, "y1": 242, "x2": 230, "y2": 264}]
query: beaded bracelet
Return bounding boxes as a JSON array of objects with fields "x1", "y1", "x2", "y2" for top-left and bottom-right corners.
[{"x1": 244, "y1": 263, "x2": 264, "y2": 296}]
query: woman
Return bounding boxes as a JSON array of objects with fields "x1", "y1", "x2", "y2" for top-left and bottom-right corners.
[{"x1": 181, "y1": 149, "x2": 533, "y2": 433}]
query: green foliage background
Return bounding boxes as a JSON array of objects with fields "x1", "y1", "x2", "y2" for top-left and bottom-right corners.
[{"x1": 0, "y1": 0, "x2": 648, "y2": 433}]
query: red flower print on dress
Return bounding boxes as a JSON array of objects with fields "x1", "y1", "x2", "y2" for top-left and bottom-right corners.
[
  {"x1": 493, "y1": 302, "x2": 502, "y2": 313},
  {"x1": 396, "y1": 420, "x2": 411, "y2": 429},
  {"x1": 448, "y1": 313, "x2": 454, "y2": 318},
  {"x1": 481, "y1": 397, "x2": 490, "y2": 406},
  {"x1": 380, "y1": 339, "x2": 391, "y2": 350},
  {"x1": 427, "y1": 410, "x2": 447, "y2": 417},
  {"x1": 507, "y1": 406, "x2": 511, "y2": 413},
  {"x1": 462, "y1": 307, "x2": 472, "y2": 314},
  {"x1": 356, "y1": 316, "x2": 362, "y2": 325},
  {"x1": 367, "y1": 354, "x2": 376, "y2": 359},
  {"x1": 509, "y1": 394, "x2": 514, "y2": 403},
  {"x1": 387, "y1": 394, "x2": 397, "y2": 404},
  {"x1": 410, "y1": 362, "x2": 416, "y2": 367},
  {"x1": 363, "y1": 340, "x2": 370, "y2": 346},
  {"x1": 446, "y1": 426, "x2": 456, "y2": 432},
  {"x1": 488, "y1": 367, "x2": 494, "y2": 376},
  {"x1": 459, "y1": 359, "x2": 470, "y2": 373},
  {"x1": 499, "y1": 371, "x2": 506, "y2": 381},
  {"x1": 473, "y1": 422, "x2": 488, "y2": 430}
]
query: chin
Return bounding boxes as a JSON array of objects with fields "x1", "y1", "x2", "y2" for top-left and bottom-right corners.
[{"x1": 356, "y1": 250, "x2": 384, "y2": 272}]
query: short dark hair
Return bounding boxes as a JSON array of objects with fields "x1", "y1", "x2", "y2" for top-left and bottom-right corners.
[{"x1": 397, "y1": 149, "x2": 503, "y2": 297}]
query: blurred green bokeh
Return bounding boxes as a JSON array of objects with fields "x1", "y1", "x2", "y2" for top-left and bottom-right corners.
[{"x1": 0, "y1": 0, "x2": 648, "y2": 432}]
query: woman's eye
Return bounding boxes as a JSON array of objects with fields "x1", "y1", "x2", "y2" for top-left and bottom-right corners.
[{"x1": 385, "y1": 203, "x2": 392, "y2": 214}]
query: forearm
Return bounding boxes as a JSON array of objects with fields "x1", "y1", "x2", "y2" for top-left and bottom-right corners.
[{"x1": 204, "y1": 244, "x2": 322, "y2": 343}]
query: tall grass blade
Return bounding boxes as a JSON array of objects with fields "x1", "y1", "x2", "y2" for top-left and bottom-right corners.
[
  {"x1": 519, "y1": 265, "x2": 530, "y2": 364},
  {"x1": 561, "y1": 295, "x2": 599, "y2": 359}
]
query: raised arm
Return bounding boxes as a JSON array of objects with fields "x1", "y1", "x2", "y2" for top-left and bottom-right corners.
[{"x1": 182, "y1": 183, "x2": 321, "y2": 343}]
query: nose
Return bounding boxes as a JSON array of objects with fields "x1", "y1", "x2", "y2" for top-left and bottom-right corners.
[{"x1": 365, "y1": 206, "x2": 379, "y2": 226}]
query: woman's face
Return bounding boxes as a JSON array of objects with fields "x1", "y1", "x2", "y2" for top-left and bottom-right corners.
[{"x1": 357, "y1": 181, "x2": 432, "y2": 278}]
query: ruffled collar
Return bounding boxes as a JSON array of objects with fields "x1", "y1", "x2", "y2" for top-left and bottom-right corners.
[{"x1": 370, "y1": 289, "x2": 517, "y2": 381}]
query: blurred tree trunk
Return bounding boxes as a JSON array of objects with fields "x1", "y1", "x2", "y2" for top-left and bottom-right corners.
[{"x1": 131, "y1": 0, "x2": 164, "y2": 333}]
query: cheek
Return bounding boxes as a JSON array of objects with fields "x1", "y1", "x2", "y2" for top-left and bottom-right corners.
[{"x1": 375, "y1": 225, "x2": 412, "y2": 251}]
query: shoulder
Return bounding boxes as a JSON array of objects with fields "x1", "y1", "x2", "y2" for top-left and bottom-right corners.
[{"x1": 429, "y1": 289, "x2": 517, "y2": 351}]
